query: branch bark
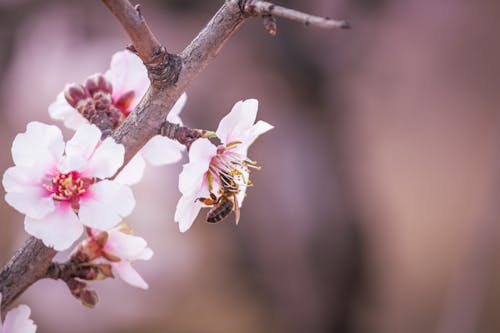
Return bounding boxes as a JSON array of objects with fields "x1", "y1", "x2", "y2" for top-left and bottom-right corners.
[{"x1": 0, "y1": 0, "x2": 348, "y2": 311}]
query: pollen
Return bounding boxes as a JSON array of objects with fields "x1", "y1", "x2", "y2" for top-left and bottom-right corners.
[{"x1": 44, "y1": 171, "x2": 94, "y2": 210}]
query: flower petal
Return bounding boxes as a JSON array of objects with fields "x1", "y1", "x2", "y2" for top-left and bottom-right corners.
[
  {"x1": 141, "y1": 135, "x2": 184, "y2": 166},
  {"x1": 112, "y1": 261, "x2": 149, "y2": 289},
  {"x1": 236, "y1": 120, "x2": 274, "y2": 156},
  {"x1": 48, "y1": 91, "x2": 88, "y2": 130},
  {"x1": 86, "y1": 137, "x2": 125, "y2": 179},
  {"x1": 2, "y1": 304, "x2": 37, "y2": 333},
  {"x1": 64, "y1": 124, "x2": 101, "y2": 161},
  {"x1": 178, "y1": 139, "x2": 216, "y2": 195},
  {"x1": 3, "y1": 167, "x2": 55, "y2": 219},
  {"x1": 174, "y1": 194, "x2": 203, "y2": 232},
  {"x1": 24, "y1": 203, "x2": 83, "y2": 251},
  {"x1": 79, "y1": 180, "x2": 135, "y2": 231},
  {"x1": 105, "y1": 50, "x2": 149, "y2": 111},
  {"x1": 105, "y1": 230, "x2": 151, "y2": 261},
  {"x1": 166, "y1": 92, "x2": 187, "y2": 125},
  {"x1": 12, "y1": 122, "x2": 64, "y2": 169},
  {"x1": 114, "y1": 153, "x2": 146, "y2": 186},
  {"x1": 216, "y1": 99, "x2": 258, "y2": 144}
]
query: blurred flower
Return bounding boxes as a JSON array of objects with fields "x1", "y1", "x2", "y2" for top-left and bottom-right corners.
[
  {"x1": 85, "y1": 224, "x2": 153, "y2": 290},
  {"x1": 48, "y1": 50, "x2": 187, "y2": 185},
  {"x1": 2, "y1": 122, "x2": 135, "y2": 251},
  {"x1": 174, "y1": 99, "x2": 273, "y2": 232},
  {"x1": 0, "y1": 293, "x2": 37, "y2": 333}
]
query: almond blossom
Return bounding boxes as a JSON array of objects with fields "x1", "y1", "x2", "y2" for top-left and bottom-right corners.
[
  {"x1": 2, "y1": 122, "x2": 135, "y2": 251},
  {"x1": 83, "y1": 224, "x2": 153, "y2": 290},
  {"x1": 48, "y1": 50, "x2": 186, "y2": 185},
  {"x1": 0, "y1": 293, "x2": 37, "y2": 333},
  {"x1": 174, "y1": 99, "x2": 273, "y2": 232}
]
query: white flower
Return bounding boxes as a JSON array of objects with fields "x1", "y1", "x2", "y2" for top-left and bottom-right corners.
[
  {"x1": 88, "y1": 225, "x2": 153, "y2": 290},
  {"x1": 174, "y1": 99, "x2": 273, "y2": 232},
  {"x1": 48, "y1": 50, "x2": 187, "y2": 185},
  {"x1": 2, "y1": 122, "x2": 135, "y2": 251},
  {"x1": 0, "y1": 293, "x2": 37, "y2": 333}
]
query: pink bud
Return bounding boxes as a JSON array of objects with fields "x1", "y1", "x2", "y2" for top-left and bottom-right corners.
[
  {"x1": 64, "y1": 83, "x2": 89, "y2": 107},
  {"x1": 85, "y1": 74, "x2": 112, "y2": 97}
]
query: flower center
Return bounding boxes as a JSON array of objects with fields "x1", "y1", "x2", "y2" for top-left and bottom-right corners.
[
  {"x1": 208, "y1": 142, "x2": 261, "y2": 194},
  {"x1": 64, "y1": 74, "x2": 135, "y2": 132},
  {"x1": 44, "y1": 171, "x2": 94, "y2": 211}
]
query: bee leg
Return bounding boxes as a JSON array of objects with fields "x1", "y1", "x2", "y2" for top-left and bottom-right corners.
[{"x1": 196, "y1": 197, "x2": 214, "y2": 205}]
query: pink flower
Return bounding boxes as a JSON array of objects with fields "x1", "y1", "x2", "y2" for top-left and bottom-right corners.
[
  {"x1": 2, "y1": 122, "x2": 135, "y2": 251},
  {"x1": 48, "y1": 50, "x2": 186, "y2": 185},
  {"x1": 174, "y1": 99, "x2": 273, "y2": 232},
  {"x1": 86, "y1": 225, "x2": 153, "y2": 290},
  {"x1": 0, "y1": 293, "x2": 37, "y2": 333}
]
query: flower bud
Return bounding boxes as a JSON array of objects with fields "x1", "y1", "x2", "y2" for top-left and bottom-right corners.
[
  {"x1": 85, "y1": 73, "x2": 112, "y2": 97},
  {"x1": 64, "y1": 83, "x2": 90, "y2": 107}
]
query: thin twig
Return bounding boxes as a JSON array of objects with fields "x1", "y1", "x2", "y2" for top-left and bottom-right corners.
[{"x1": 246, "y1": 1, "x2": 350, "y2": 29}]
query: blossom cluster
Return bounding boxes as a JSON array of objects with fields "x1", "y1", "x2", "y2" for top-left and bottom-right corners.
[{"x1": 1, "y1": 50, "x2": 272, "y2": 320}]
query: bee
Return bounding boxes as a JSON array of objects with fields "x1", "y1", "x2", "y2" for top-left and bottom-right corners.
[{"x1": 196, "y1": 175, "x2": 240, "y2": 224}]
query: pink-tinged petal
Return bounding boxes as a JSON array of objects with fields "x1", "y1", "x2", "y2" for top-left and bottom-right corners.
[
  {"x1": 65, "y1": 124, "x2": 101, "y2": 161},
  {"x1": 49, "y1": 91, "x2": 88, "y2": 130},
  {"x1": 105, "y1": 50, "x2": 149, "y2": 111},
  {"x1": 86, "y1": 137, "x2": 125, "y2": 179},
  {"x1": 174, "y1": 194, "x2": 203, "y2": 232},
  {"x1": 236, "y1": 120, "x2": 274, "y2": 156},
  {"x1": 178, "y1": 139, "x2": 216, "y2": 195},
  {"x1": 57, "y1": 154, "x2": 87, "y2": 174},
  {"x1": 105, "y1": 230, "x2": 150, "y2": 261},
  {"x1": 3, "y1": 167, "x2": 55, "y2": 219},
  {"x1": 216, "y1": 99, "x2": 258, "y2": 144},
  {"x1": 12, "y1": 122, "x2": 64, "y2": 169},
  {"x1": 166, "y1": 92, "x2": 187, "y2": 125},
  {"x1": 24, "y1": 204, "x2": 83, "y2": 251},
  {"x1": 111, "y1": 261, "x2": 149, "y2": 290},
  {"x1": 114, "y1": 153, "x2": 146, "y2": 186},
  {"x1": 2, "y1": 304, "x2": 37, "y2": 333},
  {"x1": 141, "y1": 135, "x2": 184, "y2": 166},
  {"x1": 136, "y1": 247, "x2": 154, "y2": 261},
  {"x1": 79, "y1": 181, "x2": 135, "y2": 230}
]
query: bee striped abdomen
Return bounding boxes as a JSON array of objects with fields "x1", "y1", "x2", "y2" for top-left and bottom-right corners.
[{"x1": 206, "y1": 197, "x2": 234, "y2": 223}]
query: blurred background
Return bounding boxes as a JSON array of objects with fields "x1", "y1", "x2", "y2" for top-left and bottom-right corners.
[{"x1": 1, "y1": 0, "x2": 500, "y2": 332}]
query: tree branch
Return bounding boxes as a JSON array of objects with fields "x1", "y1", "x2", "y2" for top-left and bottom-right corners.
[
  {"x1": 0, "y1": 0, "x2": 348, "y2": 311},
  {"x1": 245, "y1": 1, "x2": 350, "y2": 30}
]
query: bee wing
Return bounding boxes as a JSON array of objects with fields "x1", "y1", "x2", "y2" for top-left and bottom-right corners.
[{"x1": 233, "y1": 194, "x2": 240, "y2": 225}]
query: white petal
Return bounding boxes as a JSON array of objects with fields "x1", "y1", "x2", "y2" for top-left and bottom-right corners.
[
  {"x1": 24, "y1": 203, "x2": 83, "y2": 251},
  {"x1": 216, "y1": 99, "x2": 258, "y2": 144},
  {"x1": 136, "y1": 247, "x2": 154, "y2": 261},
  {"x1": 112, "y1": 261, "x2": 149, "y2": 290},
  {"x1": 178, "y1": 139, "x2": 216, "y2": 195},
  {"x1": 237, "y1": 120, "x2": 274, "y2": 156},
  {"x1": 105, "y1": 50, "x2": 149, "y2": 111},
  {"x1": 105, "y1": 230, "x2": 151, "y2": 261},
  {"x1": 141, "y1": 135, "x2": 184, "y2": 166},
  {"x1": 3, "y1": 167, "x2": 55, "y2": 219},
  {"x1": 86, "y1": 137, "x2": 125, "y2": 179},
  {"x1": 166, "y1": 92, "x2": 187, "y2": 125},
  {"x1": 2, "y1": 304, "x2": 37, "y2": 333},
  {"x1": 12, "y1": 122, "x2": 64, "y2": 169},
  {"x1": 65, "y1": 124, "x2": 101, "y2": 161},
  {"x1": 174, "y1": 194, "x2": 203, "y2": 232},
  {"x1": 79, "y1": 180, "x2": 135, "y2": 230},
  {"x1": 114, "y1": 153, "x2": 146, "y2": 186},
  {"x1": 48, "y1": 91, "x2": 88, "y2": 130}
]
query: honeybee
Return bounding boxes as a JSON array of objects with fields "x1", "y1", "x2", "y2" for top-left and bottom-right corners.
[{"x1": 196, "y1": 176, "x2": 240, "y2": 224}]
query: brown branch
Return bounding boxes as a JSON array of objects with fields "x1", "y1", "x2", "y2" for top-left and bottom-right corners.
[
  {"x1": 101, "y1": 0, "x2": 162, "y2": 64},
  {"x1": 246, "y1": 1, "x2": 350, "y2": 30},
  {"x1": 0, "y1": 0, "x2": 348, "y2": 311}
]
